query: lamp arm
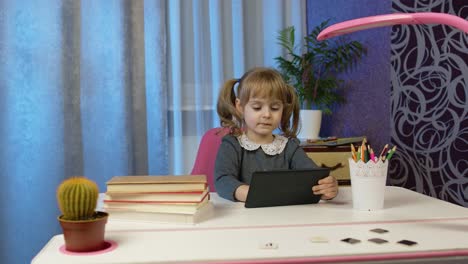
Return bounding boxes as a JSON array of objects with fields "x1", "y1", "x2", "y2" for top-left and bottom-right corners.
[{"x1": 317, "y1": 12, "x2": 468, "y2": 41}]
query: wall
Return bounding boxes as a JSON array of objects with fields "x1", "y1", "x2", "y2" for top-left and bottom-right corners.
[
  {"x1": 306, "y1": 0, "x2": 392, "y2": 150},
  {"x1": 389, "y1": 0, "x2": 467, "y2": 206},
  {"x1": 306, "y1": 0, "x2": 467, "y2": 207}
]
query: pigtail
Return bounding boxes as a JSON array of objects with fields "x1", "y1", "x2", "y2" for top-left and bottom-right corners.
[
  {"x1": 216, "y1": 79, "x2": 243, "y2": 135},
  {"x1": 280, "y1": 84, "x2": 300, "y2": 138}
]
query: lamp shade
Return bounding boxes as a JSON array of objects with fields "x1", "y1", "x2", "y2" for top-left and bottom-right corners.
[{"x1": 317, "y1": 12, "x2": 468, "y2": 40}]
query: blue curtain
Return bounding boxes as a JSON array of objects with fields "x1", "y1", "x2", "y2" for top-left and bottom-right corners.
[
  {"x1": 1, "y1": 1, "x2": 170, "y2": 262},
  {"x1": 0, "y1": 0, "x2": 305, "y2": 263},
  {"x1": 1, "y1": 1, "x2": 68, "y2": 263}
]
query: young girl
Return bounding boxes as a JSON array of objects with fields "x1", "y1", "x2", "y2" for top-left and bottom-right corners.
[{"x1": 214, "y1": 67, "x2": 339, "y2": 202}]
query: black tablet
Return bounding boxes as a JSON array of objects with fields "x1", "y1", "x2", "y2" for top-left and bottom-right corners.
[{"x1": 244, "y1": 168, "x2": 331, "y2": 208}]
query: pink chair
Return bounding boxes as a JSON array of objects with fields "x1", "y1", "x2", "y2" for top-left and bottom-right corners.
[{"x1": 191, "y1": 127, "x2": 230, "y2": 192}]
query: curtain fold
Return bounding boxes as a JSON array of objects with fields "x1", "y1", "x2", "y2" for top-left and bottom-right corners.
[
  {"x1": 1, "y1": 1, "x2": 66, "y2": 263},
  {"x1": 144, "y1": 0, "x2": 169, "y2": 175},
  {"x1": 208, "y1": 0, "x2": 224, "y2": 128},
  {"x1": 80, "y1": 0, "x2": 130, "y2": 188},
  {"x1": 231, "y1": 0, "x2": 246, "y2": 77},
  {"x1": 0, "y1": 0, "x2": 305, "y2": 263},
  {"x1": 126, "y1": 0, "x2": 149, "y2": 175}
]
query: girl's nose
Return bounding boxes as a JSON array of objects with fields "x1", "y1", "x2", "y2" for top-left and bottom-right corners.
[{"x1": 262, "y1": 109, "x2": 271, "y2": 118}]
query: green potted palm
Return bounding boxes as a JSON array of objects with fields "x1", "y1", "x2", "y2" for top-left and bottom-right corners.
[
  {"x1": 275, "y1": 20, "x2": 366, "y2": 139},
  {"x1": 57, "y1": 176, "x2": 109, "y2": 252}
]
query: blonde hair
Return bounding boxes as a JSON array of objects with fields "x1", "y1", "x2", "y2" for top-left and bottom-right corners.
[{"x1": 216, "y1": 67, "x2": 300, "y2": 138}]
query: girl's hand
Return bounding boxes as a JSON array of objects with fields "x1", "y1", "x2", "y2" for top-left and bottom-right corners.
[
  {"x1": 235, "y1": 185, "x2": 250, "y2": 202},
  {"x1": 312, "y1": 175, "x2": 338, "y2": 200}
]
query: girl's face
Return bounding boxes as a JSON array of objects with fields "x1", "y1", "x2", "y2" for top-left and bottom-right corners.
[{"x1": 236, "y1": 97, "x2": 283, "y2": 143}]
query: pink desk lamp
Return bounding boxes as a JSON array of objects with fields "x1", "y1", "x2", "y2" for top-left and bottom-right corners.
[{"x1": 317, "y1": 12, "x2": 468, "y2": 40}]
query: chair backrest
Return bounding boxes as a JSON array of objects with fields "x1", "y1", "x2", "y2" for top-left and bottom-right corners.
[{"x1": 191, "y1": 127, "x2": 229, "y2": 192}]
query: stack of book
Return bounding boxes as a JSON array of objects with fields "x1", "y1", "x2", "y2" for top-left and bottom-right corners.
[
  {"x1": 103, "y1": 175, "x2": 211, "y2": 224},
  {"x1": 302, "y1": 136, "x2": 367, "y2": 146}
]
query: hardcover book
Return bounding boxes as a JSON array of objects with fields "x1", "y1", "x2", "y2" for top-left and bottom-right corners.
[
  {"x1": 302, "y1": 136, "x2": 367, "y2": 146},
  {"x1": 103, "y1": 192, "x2": 210, "y2": 214},
  {"x1": 104, "y1": 189, "x2": 209, "y2": 203},
  {"x1": 106, "y1": 202, "x2": 214, "y2": 224},
  {"x1": 106, "y1": 175, "x2": 207, "y2": 192}
]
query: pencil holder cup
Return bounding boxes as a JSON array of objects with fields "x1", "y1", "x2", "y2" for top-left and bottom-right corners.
[{"x1": 348, "y1": 158, "x2": 389, "y2": 211}]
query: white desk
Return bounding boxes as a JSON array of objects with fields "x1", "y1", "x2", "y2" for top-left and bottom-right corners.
[{"x1": 32, "y1": 186, "x2": 468, "y2": 264}]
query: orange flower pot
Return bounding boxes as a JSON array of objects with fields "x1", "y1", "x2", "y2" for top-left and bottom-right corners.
[{"x1": 58, "y1": 211, "x2": 109, "y2": 252}]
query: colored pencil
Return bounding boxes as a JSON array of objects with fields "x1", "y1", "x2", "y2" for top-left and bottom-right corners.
[
  {"x1": 369, "y1": 145, "x2": 376, "y2": 162},
  {"x1": 350, "y1": 144, "x2": 357, "y2": 162},
  {"x1": 379, "y1": 144, "x2": 389, "y2": 161},
  {"x1": 386, "y1": 146, "x2": 397, "y2": 161},
  {"x1": 362, "y1": 143, "x2": 368, "y2": 162},
  {"x1": 360, "y1": 139, "x2": 366, "y2": 162}
]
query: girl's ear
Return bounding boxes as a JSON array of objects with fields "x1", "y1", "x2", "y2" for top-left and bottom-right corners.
[{"x1": 235, "y1": 98, "x2": 243, "y2": 115}]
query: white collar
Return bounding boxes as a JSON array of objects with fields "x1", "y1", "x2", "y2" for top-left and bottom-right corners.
[{"x1": 237, "y1": 134, "x2": 288, "y2": 155}]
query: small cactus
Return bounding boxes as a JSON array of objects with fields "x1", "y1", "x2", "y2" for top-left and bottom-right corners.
[{"x1": 57, "y1": 177, "x2": 99, "y2": 221}]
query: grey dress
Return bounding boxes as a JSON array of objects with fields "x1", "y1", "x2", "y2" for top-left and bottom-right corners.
[{"x1": 214, "y1": 134, "x2": 318, "y2": 201}]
